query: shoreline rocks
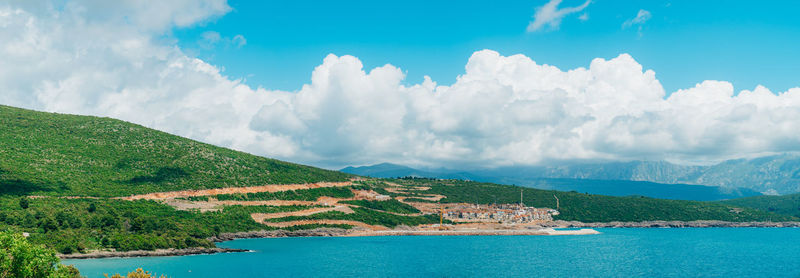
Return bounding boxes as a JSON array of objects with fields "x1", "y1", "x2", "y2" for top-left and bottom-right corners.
[
  {"x1": 59, "y1": 247, "x2": 247, "y2": 260},
  {"x1": 208, "y1": 227, "x2": 350, "y2": 242},
  {"x1": 349, "y1": 228, "x2": 601, "y2": 237},
  {"x1": 541, "y1": 220, "x2": 800, "y2": 228}
]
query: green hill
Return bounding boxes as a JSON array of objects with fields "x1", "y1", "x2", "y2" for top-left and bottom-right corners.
[
  {"x1": 721, "y1": 193, "x2": 800, "y2": 218},
  {"x1": 0, "y1": 105, "x2": 351, "y2": 197},
  {"x1": 387, "y1": 178, "x2": 795, "y2": 223},
  {"x1": 0, "y1": 105, "x2": 796, "y2": 255}
]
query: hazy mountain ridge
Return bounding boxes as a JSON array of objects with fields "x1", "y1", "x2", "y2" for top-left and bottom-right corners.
[
  {"x1": 344, "y1": 155, "x2": 800, "y2": 195},
  {"x1": 533, "y1": 161, "x2": 704, "y2": 184},
  {"x1": 341, "y1": 163, "x2": 762, "y2": 201},
  {"x1": 552, "y1": 156, "x2": 800, "y2": 194},
  {"x1": 691, "y1": 155, "x2": 800, "y2": 194}
]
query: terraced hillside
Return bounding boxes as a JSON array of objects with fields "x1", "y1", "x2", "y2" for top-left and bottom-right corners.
[{"x1": 0, "y1": 106, "x2": 443, "y2": 254}]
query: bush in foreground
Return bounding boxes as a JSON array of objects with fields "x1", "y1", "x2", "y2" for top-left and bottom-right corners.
[
  {"x1": 105, "y1": 268, "x2": 166, "y2": 278},
  {"x1": 0, "y1": 231, "x2": 80, "y2": 278}
]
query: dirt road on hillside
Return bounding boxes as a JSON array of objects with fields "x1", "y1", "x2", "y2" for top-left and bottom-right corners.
[
  {"x1": 250, "y1": 205, "x2": 354, "y2": 222},
  {"x1": 261, "y1": 220, "x2": 389, "y2": 230},
  {"x1": 116, "y1": 181, "x2": 352, "y2": 200}
]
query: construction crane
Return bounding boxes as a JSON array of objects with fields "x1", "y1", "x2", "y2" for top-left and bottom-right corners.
[{"x1": 439, "y1": 204, "x2": 446, "y2": 230}]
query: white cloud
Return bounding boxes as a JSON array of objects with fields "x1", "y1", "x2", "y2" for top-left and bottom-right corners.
[
  {"x1": 199, "y1": 31, "x2": 222, "y2": 49},
  {"x1": 527, "y1": 0, "x2": 591, "y2": 32},
  {"x1": 202, "y1": 31, "x2": 223, "y2": 43},
  {"x1": 232, "y1": 34, "x2": 247, "y2": 48},
  {"x1": 6, "y1": 0, "x2": 230, "y2": 33},
  {"x1": 623, "y1": 9, "x2": 652, "y2": 29},
  {"x1": 3, "y1": 1, "x2": 800, "y2": 169},
  {"x1": 198, "y1": 31, "x2": 245, "y2": 49}
]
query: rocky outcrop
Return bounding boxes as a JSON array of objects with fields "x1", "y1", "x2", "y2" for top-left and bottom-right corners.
[
  {"x1": 58, "y1": 247, "x2": 247, "y2": 260},
  {"x1": 208, "y1": 228, "x2": 349, "y2": 242}
]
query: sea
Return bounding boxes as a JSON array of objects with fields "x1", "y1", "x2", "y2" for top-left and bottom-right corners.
[{"x1": 65, "y1": 228, "x2": 800, "y2": 277}]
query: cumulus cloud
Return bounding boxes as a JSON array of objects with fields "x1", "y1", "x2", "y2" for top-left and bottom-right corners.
[
  {"x1": 2, "y1": 1, "x2": 800, "y2": 169},
  {"x1": 527, "y1": 0, "x2": 591, "y2": 32}
]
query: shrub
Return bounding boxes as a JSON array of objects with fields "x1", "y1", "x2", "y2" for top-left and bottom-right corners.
[
  {"x1": 105, "y1": 268, "x2": 167, "y2": 278},
  {"x1": 0, "y1": 231, "x2": 81, "y2": 278}
]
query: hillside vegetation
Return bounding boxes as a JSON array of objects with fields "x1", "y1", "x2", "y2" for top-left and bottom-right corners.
[
  {"x1": 721, "y1": 193, "x2": 800, "y2": 218},
  {"x1": 389, "y1": 178, "x2": 796, "y2": 223},
  {"x1": 0, "y1": 105, "x2": 351, "y2": 197}
]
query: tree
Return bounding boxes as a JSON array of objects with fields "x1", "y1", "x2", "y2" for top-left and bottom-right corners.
[
  {"x1": 105, "y1": 268, "x2": 167, "y2": 278},
  {"x1": 39, "y1": 217, "x2": 59, "y2": 232},
  {"x1": 19, "y1": 197, "x2": 29, "y2": 209},
  {"x1": 88, "y1": 203, "x2": 97, "y2": 213},
  {"x1": 0, "y1": 231, "x2": 81, "y2": 278}
]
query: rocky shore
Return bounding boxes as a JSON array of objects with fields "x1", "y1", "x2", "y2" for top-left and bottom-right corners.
[
  {"x1": 350, "y1": 228, "x2": 601, "y2": 236},
  {"x1": 208, "y1": 227, "x2": 350, "y2": 242},
  {"x1": 542, "y1": 220, "x2": 800, "y2": 228},
  {"x1": 60, "y1": 228, "x2": 349, "y2": 260},
  {"x1": 59, "y1": 247, "x2": 247, "y2": 260}
]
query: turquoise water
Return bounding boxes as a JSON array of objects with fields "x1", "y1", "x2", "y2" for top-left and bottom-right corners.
[{"x1": 66, "y1": 228, "x2": 800, "y2": 277}]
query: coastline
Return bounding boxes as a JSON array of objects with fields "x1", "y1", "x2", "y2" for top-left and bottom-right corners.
[
  {"x1": 61, "y1": 221, "x2": 800, "y2": 260},
  {"x1": 207, "y1": 228, "x2": 351, "y2": 242},
  {"x1": 346, "y1": 228, "x2": 600, "y2": 237},
  {"x1": 544, "y1": 220, "x2": 800, "y2": 228},
  {"x1": 59, "y1": 247, "x2": 247, "y2": 260}
]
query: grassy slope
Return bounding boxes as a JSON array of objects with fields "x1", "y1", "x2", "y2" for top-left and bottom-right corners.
[
  {"x1": 390, "y1": 178, "x2": 797, "y2": 223},
  {"x1": 0, "y1": 105, "x2": 351, "y2": 197},
  {"x1": 721, "y1": 193, "x2": 800, "y2": 218}
]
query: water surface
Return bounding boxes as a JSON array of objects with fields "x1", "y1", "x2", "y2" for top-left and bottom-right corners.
[{"x1": 66, "y1": 228, "x2": 800, "y2": 277}]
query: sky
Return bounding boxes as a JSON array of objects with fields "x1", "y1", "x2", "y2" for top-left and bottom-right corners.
[
  {"x1": 174, "y1": 0, "x2": 800, "y2": 94},
  {"x1": 2, "y1": 0, "x2": 800, "y2": 170}
]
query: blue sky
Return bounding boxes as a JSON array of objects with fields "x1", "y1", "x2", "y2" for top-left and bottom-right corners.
[
  {"x1": 174, "y1": 0, "x2": 800, "y2": 94},
  {"x1": 5, "y1": 0, "x2": 800, "y2": 169}
]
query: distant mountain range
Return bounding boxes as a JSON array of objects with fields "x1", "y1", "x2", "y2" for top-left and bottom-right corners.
[
  {"x1": 500, "y1": 156, "x2": 800, "y2": 195},
  {"x1": 341, "y1": 157, "x2": 800, "y2": 200}
]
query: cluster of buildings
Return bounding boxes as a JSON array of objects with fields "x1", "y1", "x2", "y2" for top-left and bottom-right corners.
[{"x1": 443, "y1": 203, "x2": 558, "y2": 224}]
